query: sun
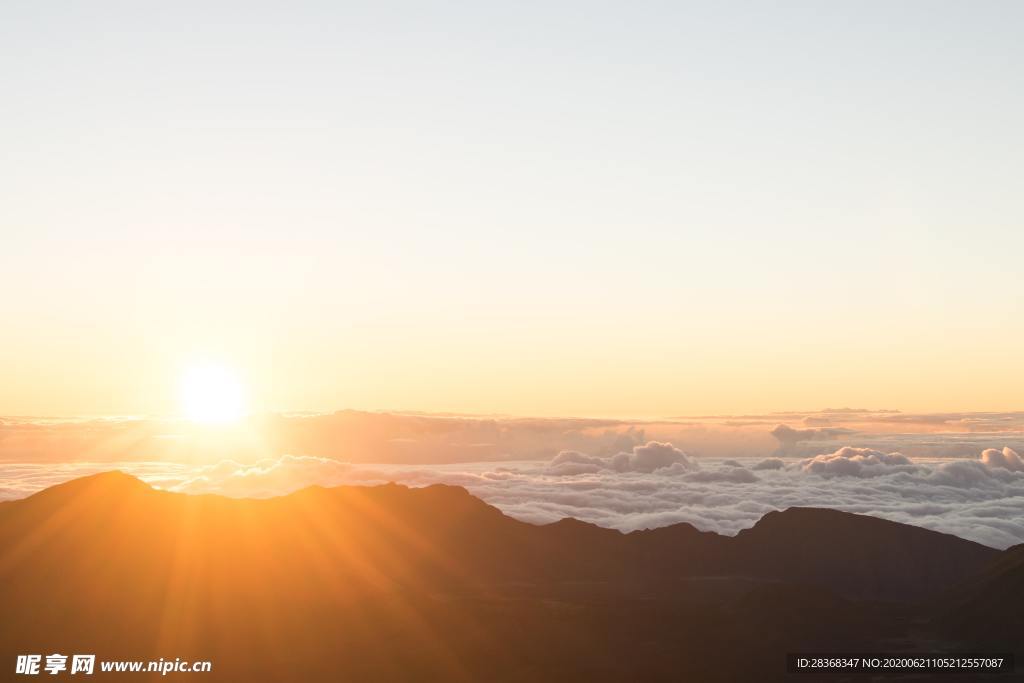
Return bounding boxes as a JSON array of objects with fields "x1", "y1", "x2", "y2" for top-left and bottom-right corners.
[{"x1": 179, "y1": 363, "x2": 247, "y2": 424}]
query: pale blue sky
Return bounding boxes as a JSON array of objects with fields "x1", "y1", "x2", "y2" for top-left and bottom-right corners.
[{"x1": 2, "y1": 1, "x2": 1022, "y2": 416}]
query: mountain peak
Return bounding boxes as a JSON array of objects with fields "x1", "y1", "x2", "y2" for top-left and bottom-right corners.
[
  {"x1": 83, "y1": 469, "x2": 148, "y2": 486},
  {"x1": 545, "y1": 517, "x2": 606, "y2": 530},
  {"x1": 30, "y1": 470, "x2": 151, "y2": 501},
  {"x1": 744, "y1": 506, "x2": 903, "y2": 535}
]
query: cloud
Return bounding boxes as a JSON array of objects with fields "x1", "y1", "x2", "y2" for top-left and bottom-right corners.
[
  {"x1": 925, "y1": 460, "x2": 996, "y2": 488},
  {"x1": 980, "y1": 447, "x2": 1024, "y2": 472},
  {"x1": 770, "y1": 424, "x2": 856, "y2": 451},
  {"x1": 6, "y1": 410, "x2": 1024, "y2": 465},
  {"x1": 178, "y1": 455, "x2": 355, "y2": 497},
  {"x1": 545, "y1": 451, "x2": 607, "y2": 476},
  {"x1": 546, "y1": 441, "x2": 696, "y2": 475},
  {"x1": 800, "y1": 447, "x2": 915, "y2": 477},
  {"x1": 752, "y1": 457, "x2": 785, "y2": 470},
  {"x1": 611, "y1": 441, "x2": 697, "y2": 473}
]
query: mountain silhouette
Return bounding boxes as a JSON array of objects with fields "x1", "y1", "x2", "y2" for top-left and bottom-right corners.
[
  {"x1": 937, "y1": 542, "x2": 1024, "y2": 647},
  {"x1": 0, "y1": 472, "x2": 1019, "y2": 681}
]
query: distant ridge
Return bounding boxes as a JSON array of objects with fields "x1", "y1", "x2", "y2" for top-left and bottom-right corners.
[{"x1": 2, "y1": 471, "x2": 996, "y2": 599}]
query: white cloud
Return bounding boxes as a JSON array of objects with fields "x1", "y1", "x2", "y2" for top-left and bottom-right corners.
[
  {"x1": 610, "y1": 441, "x2": 697, "y2": 473},
  {"x1": 546, "y1": 441, "x2": 696, "y2": 475},
  {"x1": 980, "y1": 446, "x2": 1024, "y2": 472},
  {"x1": 799, "y1": 446, "x2": 915, "y2": 477},
  {"x1": 752, "y1": 457, "x2": 785, "y2": 470}
]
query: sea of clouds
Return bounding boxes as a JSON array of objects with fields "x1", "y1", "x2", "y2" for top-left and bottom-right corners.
[{"x1": 3, "y1": 442, "x2": 1024, "y2": 549}]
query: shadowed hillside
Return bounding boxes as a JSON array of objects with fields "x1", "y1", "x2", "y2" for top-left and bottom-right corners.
[{"x1": 0, "y1": 472, "x2": 1019, "y2": 681}]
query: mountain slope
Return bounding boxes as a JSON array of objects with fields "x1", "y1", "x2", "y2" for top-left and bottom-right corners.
[
  {"x1": 0, "y1": 472, "x2": 1010, "y2": 682},
  {"x1": 729, "y1": 507, "x2": 995, "y2": 600},
  {"x1": 937, "y1": 543, "x2": 1024, "y2": 645}
]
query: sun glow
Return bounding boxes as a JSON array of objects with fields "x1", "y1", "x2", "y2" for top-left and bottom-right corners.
[{"x1": 179, "y1": 363, "x2": 247, "y2": 424}]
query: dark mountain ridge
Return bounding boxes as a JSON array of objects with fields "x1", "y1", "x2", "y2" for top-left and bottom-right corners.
[{"x1": 0, "y1": 472, "x2": 1018, "y2": 682}]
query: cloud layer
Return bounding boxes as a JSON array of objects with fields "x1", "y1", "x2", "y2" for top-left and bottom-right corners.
[
  {"x1": 4, "y1": 443, "x2": 1024, "y2": 549},
  {"x1": 6, "y1": 409, "x2": 1024, "y2": 465}
]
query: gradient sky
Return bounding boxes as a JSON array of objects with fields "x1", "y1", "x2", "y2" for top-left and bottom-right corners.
[{"x1": 3, "y1": 1, "x2": 1023, "y2": 418}]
